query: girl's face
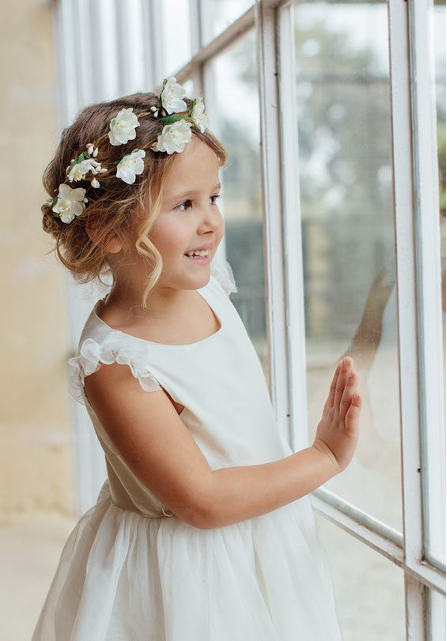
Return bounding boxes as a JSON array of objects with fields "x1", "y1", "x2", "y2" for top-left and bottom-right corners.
[{"x1": 147, "y1": 137, "x2": 225, "y2": 290}]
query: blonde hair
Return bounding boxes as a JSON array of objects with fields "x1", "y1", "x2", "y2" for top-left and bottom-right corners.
[{"x1": 41, "y1": 91, "x2": 228, "y2": 309}]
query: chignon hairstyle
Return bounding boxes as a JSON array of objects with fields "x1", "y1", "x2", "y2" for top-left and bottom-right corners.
[{"x1": 41, "y1": 91, "x2": 228, "y2": 310}]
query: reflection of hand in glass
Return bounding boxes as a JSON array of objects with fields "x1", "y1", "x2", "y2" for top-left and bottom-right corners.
[
  {"x1": 344, "y1": 265, "x2": 394, "y2": 375},
  {"x1": 336, "y1": 264, "x2": 400, "y2": 477}
]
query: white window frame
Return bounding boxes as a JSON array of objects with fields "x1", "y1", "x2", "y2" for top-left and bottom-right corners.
[{"x1": 53, "y1": 0, "x2": 445, "y2": 635}]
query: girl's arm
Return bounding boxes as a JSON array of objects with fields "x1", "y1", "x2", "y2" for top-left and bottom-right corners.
[
  {"x1": 83, "y1": 361, "x2": 215, "y2": 529},
  {"x1": 206, "y1": 357, "x2": 362, "y2": 529},
  {"x1": 207, "y1": 447, "x2": 337, "y2": 528},
  {"x1": 83, "y1": 356, "x2": 360, "y2": 530}
]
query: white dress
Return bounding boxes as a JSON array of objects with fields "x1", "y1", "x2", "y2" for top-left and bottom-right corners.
[{"x1": 32, "y1": 257, "x2": 342, "y2": 641}]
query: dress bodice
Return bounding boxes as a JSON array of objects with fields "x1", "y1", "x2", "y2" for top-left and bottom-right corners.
[{"x1": 67, "y1": 258, "x2": 291, "y2": 519}]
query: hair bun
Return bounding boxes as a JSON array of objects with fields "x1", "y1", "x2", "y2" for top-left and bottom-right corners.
[{"x1": 41, "y1": 202, "x2": 62, "y2": 236}]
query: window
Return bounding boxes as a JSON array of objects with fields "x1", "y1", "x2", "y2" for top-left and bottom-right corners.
[{"x1": 294, "y1": 1, "x2": 402, "y2": 531}]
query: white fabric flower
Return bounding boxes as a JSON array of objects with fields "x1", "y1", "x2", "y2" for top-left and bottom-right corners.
[
  {"x1": 152, "y1": 119, "x2": 192, "y2": 154},
  {"x1": 116, "y1": 149, "x2": 146, "y2": 184},
  {"x1": 108, "y1": 108, "x2": 140, "y2": 146},
  {"x1": 160, "y1": 77, "x2": 187, "y2": 115},
  {"x1": 67, "y1": 158, "x2": 103, "y2": 182},
  {"x1": 52, "y1": 184, "x2": 87, "y2": 224},
  {"x1": 190, "y1": 97, "x2": 209, "y2": 133}
]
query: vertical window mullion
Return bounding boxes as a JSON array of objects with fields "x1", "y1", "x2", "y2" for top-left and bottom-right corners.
[
  {"x1": 388, "y1": 0, "x2": 423, "y2": 567},
  {"x1": 407, "y1": 0, "x2": 446, "y2": 575},
  {"x1": 276, "y1": 2, "x2": 309, "y2": 452},
  {"x1": 255, "y1": 0, "x2": 291, "y2": 444},
  {"x1": 389, "y1": 1, "x2": 425, "y2": 636},
  {"x1": 404, "y1": 573, "x2": 427, "y2": 640}
]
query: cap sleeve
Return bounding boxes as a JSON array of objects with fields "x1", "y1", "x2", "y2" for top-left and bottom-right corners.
[
  {"x1": 210, "y1": 257, "x2": 238, "y2": 296},
  {"x1": 67, "y1": 335, "x2": 162, "y2": 405}
]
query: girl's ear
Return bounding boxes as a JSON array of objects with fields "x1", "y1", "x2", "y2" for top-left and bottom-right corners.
[
  {"x1": 85, "y1": 223, "x2": 123, "y2": 254},
  {"x1": 105, "y1": 238, "x2": 123, "y2": 254}
]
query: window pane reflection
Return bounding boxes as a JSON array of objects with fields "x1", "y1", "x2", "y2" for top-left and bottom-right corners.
[
  {"x1": 293, "y1": 2, "x2": 402, "y2": 531},
  {"x1": 201, "y1": 0, "x2": 255, "y2": 47},
  {"x1": 425, "y1": 0, "x2": 446, "y2": 568},
  {"x1": 205, "y1": 31, "x2": 267, "y2": 377},
  {"x1": 315, "y1": 512, "x2": 406, "y2": 640}
]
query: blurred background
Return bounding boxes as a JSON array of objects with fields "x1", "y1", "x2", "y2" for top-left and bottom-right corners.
[{"x1": 0, "y1": 0, "x2": 445, "y2": 639}]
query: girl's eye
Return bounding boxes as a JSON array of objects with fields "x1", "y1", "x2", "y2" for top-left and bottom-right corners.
[{"x1": 174, "y1": 194, "x2": 221, "y2": 212}]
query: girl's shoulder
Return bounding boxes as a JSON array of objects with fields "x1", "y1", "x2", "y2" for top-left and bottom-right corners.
[{"x1": 67, "y1": 328, "x2": 163, "y2": 406}]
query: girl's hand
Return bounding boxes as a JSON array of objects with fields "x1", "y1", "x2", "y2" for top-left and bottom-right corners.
[{"x1": 312, "y1": 356, "x2": 362, "y2": 474}]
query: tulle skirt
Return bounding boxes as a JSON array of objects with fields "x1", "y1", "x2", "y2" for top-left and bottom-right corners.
[{"x1": 32, "y1": 480, "x2": 342, "y2": 640}]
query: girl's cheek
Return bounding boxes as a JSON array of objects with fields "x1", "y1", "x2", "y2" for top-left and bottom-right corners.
[{"x1": 153, "y1": 220, "x2": 190, "y2": 255}]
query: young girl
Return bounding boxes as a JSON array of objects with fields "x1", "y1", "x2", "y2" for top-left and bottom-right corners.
[{"x1": 33, "y1": 77, "x2": 362, "y2": 641}]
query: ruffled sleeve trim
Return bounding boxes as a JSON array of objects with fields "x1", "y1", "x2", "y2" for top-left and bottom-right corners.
[
  {"x1": 67, "y1": 335, "x2": 162, "y2": 406},
  {"x1": 210, "y1": 257, "x2": 238, "y2": 296}
]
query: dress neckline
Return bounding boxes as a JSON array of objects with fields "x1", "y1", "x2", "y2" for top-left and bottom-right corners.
[{"x1": 91, "y1": 277, "x2": 223, "y2": 348}]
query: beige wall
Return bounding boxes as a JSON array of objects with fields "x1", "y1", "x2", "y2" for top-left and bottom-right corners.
[{"x1": 1, "y1": 0, "x2": 75, "y2": 518}]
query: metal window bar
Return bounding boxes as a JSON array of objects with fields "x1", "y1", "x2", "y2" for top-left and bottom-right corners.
[
  {"x1": 276, "y1": 1, "x2": 309, "y2": 454},
  {"x1": 253, "y1": 0, "x2": 292, "y2": 445},
  {"x1": 406, "y1": 0, "x2": 446, "y2": 575}
]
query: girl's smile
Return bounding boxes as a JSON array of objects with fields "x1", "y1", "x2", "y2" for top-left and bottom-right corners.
[{"x1": 184, "y1": 252, "x2": 212, "y2": 264}]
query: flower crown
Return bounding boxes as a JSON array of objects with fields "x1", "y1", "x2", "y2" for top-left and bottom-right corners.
[{"x1": 46, "y1": 77, "x2": 209, "y2": 224}]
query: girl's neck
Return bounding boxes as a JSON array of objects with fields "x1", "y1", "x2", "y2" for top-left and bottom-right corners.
[{"x1": 104, "y1": 285, "x2": 196, "y2": 323}]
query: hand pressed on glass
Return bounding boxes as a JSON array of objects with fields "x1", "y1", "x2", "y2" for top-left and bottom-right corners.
[{"x1": 312, "y1": 356, "x2": 362, "y2": 474}]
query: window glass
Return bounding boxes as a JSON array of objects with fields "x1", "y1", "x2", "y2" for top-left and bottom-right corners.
[
  {"x1": 204, "y1": 31, "x2": 267, "y2": 378},
  {"x1": 425, "y1": 0, "x2": 446, "y2": 567},
  {"x1": 161, "y1": 0, "x2": 192, "y2": 77},
  {"x1": 201, "y1": 0, "x2": 255, "y2": 47},
  {"x1": 293, "y1": 1, "x2": 402, "y2": 531},
  {"x1": 427, "y1": 586, "x2": 446, "y2": 640},
  {"x1": 315, "y1": 513, "x2": 406, "y2": 640}
]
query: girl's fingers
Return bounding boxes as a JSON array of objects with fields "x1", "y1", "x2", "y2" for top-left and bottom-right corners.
[
  {"x1": 340, "y1": 370, "x2": 356, "y2": 421},
  {"x1": 333, "y1": 357, "x2": 351, "y2": 410},
  {"x1": 326, "y1": 359, "x2": 342, "y2": 412},
  {"x1": 345, "y1": 390, "x2": 362, "y2": 427}
]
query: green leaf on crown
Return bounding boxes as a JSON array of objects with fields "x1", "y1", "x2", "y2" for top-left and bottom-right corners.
[{"x1": 160, "y1": 112, "x2": 189, "y2": 126}]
